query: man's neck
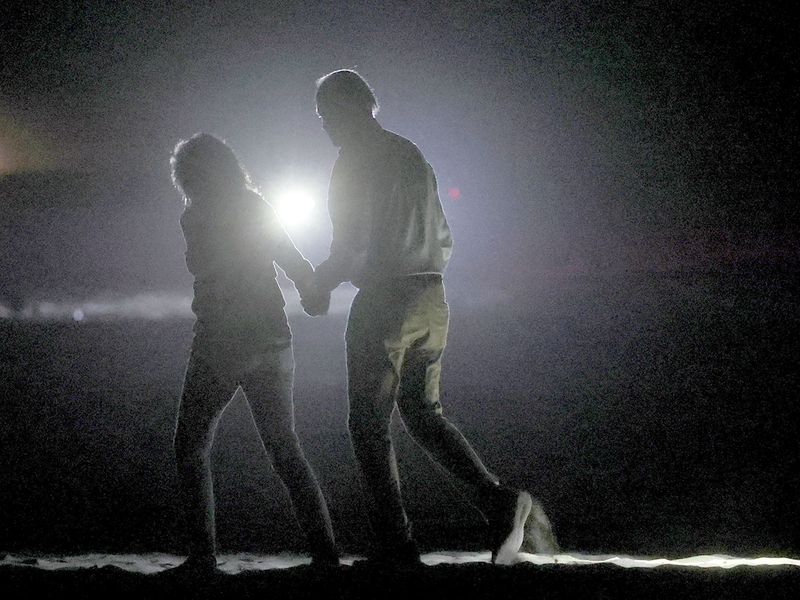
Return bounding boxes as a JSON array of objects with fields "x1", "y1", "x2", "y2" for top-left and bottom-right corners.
[{"x1": 341, "y1": 117, "x2": 382, "y2": 149}]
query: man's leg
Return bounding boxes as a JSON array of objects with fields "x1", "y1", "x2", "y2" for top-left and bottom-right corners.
[
  {"x1": 397, "y1": 345, "x2": 537, "y2": 562},
  {"x1": 241, "y1": 346, "x2": 337, "y2": 565},
  {"x1": 173, "y1": 352, "x2": 235, "y2": 564},
  {"x1": 394, "y1": 279, "x2": 538, "y2": 563},
  {"x1": 345, "y1": 291, "x2": 415, "y2": 558},
  {"x1": 396, "y1": 351, "x2": 500, "y2": 496},
  {"x1": 393, "y1": 280, "x2": 500, "y2": 501}
]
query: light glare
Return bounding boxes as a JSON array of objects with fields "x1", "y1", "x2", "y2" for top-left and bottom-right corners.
[{"x1": 274, "y1": 186, "x2": 315, "y2": 228}]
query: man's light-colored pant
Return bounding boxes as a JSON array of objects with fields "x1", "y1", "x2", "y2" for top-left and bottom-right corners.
[
  {"x1": 346, "y1": 275, "x2": 499, "y2": 548},
  {"x1": 173, "y1": 342, "x2": 335, "y2": 558}
]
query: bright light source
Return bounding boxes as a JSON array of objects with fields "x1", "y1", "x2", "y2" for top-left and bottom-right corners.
[{"x1": 273, "y1": 186, "x2": 315, "y2": 228}]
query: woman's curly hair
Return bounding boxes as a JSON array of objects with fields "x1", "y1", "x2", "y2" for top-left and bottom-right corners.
[{"x1": 170, "y1": 133, "x2": 253, "y2": 207}]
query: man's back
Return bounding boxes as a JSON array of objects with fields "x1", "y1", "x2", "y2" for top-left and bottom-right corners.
[{"x1": 320, "y1": 125, "x2": 453, "y2": 290}]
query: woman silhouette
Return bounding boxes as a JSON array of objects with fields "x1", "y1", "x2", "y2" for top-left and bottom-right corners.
[{"x1": 170, "y1": 133, "x2": 337, "y2": 573}]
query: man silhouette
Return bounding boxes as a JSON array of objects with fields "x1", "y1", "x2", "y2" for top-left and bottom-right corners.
[{"x1": 302, "y1": 70, "x2": 555, "y2": 566}]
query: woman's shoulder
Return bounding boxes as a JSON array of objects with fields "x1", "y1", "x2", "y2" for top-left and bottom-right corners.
[
  {"x1": 241, "y1": 187, "x2": 264, "y2": 204},
  {"x1": 238, "y1": 188, "x2": 279, "y2": 221},
  {"x1": 179, "y1": 203, "x2": 201, "y2": 232}
]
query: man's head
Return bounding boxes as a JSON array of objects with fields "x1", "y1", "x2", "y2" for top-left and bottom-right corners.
[{"x1": 315, "y1": 70, "x2": 379, "y2": 147}]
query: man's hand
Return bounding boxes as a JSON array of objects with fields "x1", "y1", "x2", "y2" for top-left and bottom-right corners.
[{"x1": 299, "y1": 281, "x2": 331, "y2": 317}]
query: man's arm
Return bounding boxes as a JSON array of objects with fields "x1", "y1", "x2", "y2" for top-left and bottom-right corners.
[
  {"x1": 317, "y1": 160, "x2": 373, "y2": 294},
  {"x1": 314, "y1": 239, "x2": 362, "y2": 293}
]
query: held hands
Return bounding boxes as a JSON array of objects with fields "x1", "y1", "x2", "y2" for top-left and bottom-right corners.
[{"x1": 298, "y1": 276, "x2": 331, "y2": 317}]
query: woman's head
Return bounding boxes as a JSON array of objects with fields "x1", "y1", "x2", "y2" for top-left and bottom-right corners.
[{"x1": 170, "y1": 133, "x2": 251, "y2": 207}]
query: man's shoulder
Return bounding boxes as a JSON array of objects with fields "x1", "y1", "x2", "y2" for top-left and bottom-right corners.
[
  {"x1": 378, "y1": 129, "x2": 429, "y2": 171},
  {"x1": 381, "y1": 129, "x2": 423, "y2": 156}
]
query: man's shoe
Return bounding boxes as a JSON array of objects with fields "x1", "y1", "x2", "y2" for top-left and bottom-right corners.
[
  {"x1": 520, "y1": 498, "x2": 560, "y2": 555},
  {"x1": 166, "y1": 553, "x2": 219, "y2": 578},
  {"x1": 488, "y1": 488, "x2": 533, "y2": 565},
  {"x1": 361, "y1": 538, "x2": 423, "y2": 569},
  {"x1": 310, "y1": 549, "x2": 340, "y2": 569}
]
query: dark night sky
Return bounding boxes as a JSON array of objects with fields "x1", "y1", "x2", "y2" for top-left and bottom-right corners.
[{"x1": 2, "y1": 0, "x2": 797, "y2": 308}]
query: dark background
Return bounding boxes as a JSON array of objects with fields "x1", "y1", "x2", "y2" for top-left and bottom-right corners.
[{"x1": 1, "y1": 1, "x2": 797, "y2": 557}]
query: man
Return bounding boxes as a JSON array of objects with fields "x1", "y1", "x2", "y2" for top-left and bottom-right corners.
[{"x1": 302, "y1": 70, "x2": 556, "y2": 566}]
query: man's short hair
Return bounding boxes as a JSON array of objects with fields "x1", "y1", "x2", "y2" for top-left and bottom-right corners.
[{"x1": 316, "y1": 69, "x2": 379, "y2": 117}]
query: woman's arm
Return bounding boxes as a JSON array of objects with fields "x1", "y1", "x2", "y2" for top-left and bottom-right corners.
[{"x1": 249, "y1": 193, "x2": 314, "y2": 289}]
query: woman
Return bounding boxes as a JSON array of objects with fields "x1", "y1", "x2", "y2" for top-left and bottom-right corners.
[{"x1": 170, "y1": 133, "x2": 337, "y2": 572}]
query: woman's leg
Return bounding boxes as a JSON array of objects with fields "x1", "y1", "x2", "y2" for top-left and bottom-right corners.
[
  {"x1": 173, "y1": 352, "x2": 235, "y2": 561},
  {"x1": 241, "y1": 345, "x2": 337, "y2": 563}
]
